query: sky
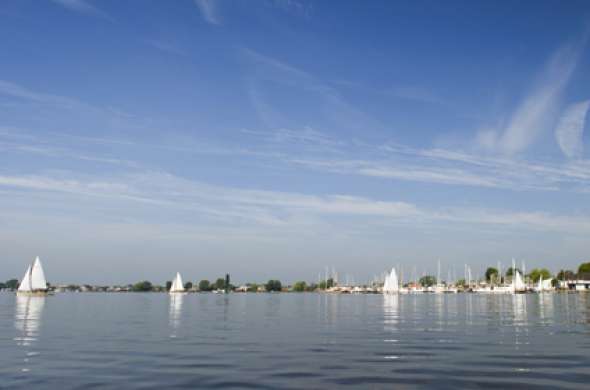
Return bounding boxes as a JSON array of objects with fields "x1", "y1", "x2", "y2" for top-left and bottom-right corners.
[{"x1": 1, "y1": 0, "x2": 590, "y2": 285}]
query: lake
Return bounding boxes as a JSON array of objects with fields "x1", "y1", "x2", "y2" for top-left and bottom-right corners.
[{"x1": 1, "y1": 292, "x2": 590, "y2": 389}]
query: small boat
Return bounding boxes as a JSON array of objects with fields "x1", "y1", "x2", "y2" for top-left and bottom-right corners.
[
  {"x1": 17, "y1": 257, "x2": 49, "y2": 296},
  {"x1": 534, "y1": 276, "x2": 554, "y2": 293},
  {"x1": 169, "y1": 272, "x2": 186, "y2": 294},
  {"x1": 512, "y1": 270, "x2": 526, "y2": 293},
  {"x1": 382, "y1": 268, "x2": 399, "y2": 294}
]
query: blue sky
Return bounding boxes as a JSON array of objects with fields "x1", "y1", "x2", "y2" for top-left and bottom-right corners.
[{"x1": 1, "y1": 0, "x2": 590, "y2": 284}]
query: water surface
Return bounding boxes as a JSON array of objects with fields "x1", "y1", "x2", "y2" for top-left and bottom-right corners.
[{"x1": 1, "y1": 292, "x2": 589, "y2": 389}]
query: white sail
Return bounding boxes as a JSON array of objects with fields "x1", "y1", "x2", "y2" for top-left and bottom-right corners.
[
  {"x1": 170, "y1": 272, "x2": 185, "y2": 293},
  {"x1": 30, "y1": 257, "x2": 47, "y2": 291},
  {"x1": 18, "y1": 265, "x2": 32, "y2": 292},
  {"x1": 383, "y1": 268, "x2": 399, "y2": 293},
  {"x1": 513, "y1": 270, "x2": 525, "y2": 292},
  {"x1": 542, "y1": 279, "x2": 552, "y2": 290}
]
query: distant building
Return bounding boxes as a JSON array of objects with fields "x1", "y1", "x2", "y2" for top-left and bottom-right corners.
[{"x1": 559, "y1": 280, "x2": 590, "y2": 290}]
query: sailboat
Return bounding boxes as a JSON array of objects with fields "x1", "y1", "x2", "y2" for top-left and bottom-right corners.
[
  {"x1": 382, "y1": 268, "x2": 399, "y2": 294},
  {"x1": 17, "y1": 257, "x2": 48, "y2": 296},
  {"x1": 534, "y1": 276, "x2": 554, "y2": 293},
  {"x1": 169, "y1": 272, "x2": 186, "y2": 294},
  {"x1": 512, "y1": 270, "x2": 526, "y2": 293}
]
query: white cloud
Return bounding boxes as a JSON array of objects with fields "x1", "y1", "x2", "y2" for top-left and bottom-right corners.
[
  {"x1": 496, "y1": 42, "x2": 582, "y2": 154},
  {"x1": 1, "y1": 170, "x2": 589, "y2": 235},
  {"x1": 555, "y1": 100, "x2": 589, "y2": 159},
  {"x1": 194, "y1": 0, "x2": 220, "y2": 25},
  {"x1": 51, "y1": 0, "x2": 112, "y2": 21}
]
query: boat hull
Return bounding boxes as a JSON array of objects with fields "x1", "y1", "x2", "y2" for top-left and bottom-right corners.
[{"x1": 16, "y1": 290, "x2": 49, "y2": 297}]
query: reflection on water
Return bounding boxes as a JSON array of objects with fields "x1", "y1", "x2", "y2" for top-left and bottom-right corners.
[
  {"x1": 3, "y1": 293, "x2": 590, "y2": 389},
  {"x1": 383, "y1": 294, "x2": 399, "y2": 331},
  {"x1": 14, "y1": 296, "x2": 45, "y2": 372},
  {"x1": 512, "y1": 294, "x2": 529, "y2": 349},
  {"x1": 538, "y1": 293, "x2": 554, "y2": 324},
  {"x1": 168, "y1": 294, "x2": 184, "y2": 337}
]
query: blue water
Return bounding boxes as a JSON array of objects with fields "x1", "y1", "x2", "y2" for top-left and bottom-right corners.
[{"x1": 1, "y1": 292, "x2": 589, "y2": 389}]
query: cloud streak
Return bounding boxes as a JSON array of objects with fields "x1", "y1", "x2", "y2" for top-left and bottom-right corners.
[
  {"x1": 1, "y1": 170, "x2": 589, "y2": 235},
  {"x1": 194, "y1": 0, "x2": 220, "y2": 25},
  {"x1": 51, "y1": 0, "x2": 112, "y2": 21},
  {"x1": 555, "y1": 100, "x2": 589, "y2": 159}
]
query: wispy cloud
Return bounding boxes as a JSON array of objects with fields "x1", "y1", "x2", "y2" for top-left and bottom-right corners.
[
  {"x1": 241, "y1": 48, "x2": 384, "y2": 134},
  {"x1": 1, "y1": 170, "x2": 589, "y2": 235},
  {"x1": 555, "y1": 100, "x2": 589, "y2": 159},
  {"x1": 194, "y1": 0, "x2": 220, "y2": 25},
  {"x1": 51, "y1": 0, "x2": 112, "y2": 21},
  {"x1": 477, "y1": 40, "x2": 584, "y2": 154},
  {"x1": 145, "y1": 40, "x2": 187, "y2": 56}
]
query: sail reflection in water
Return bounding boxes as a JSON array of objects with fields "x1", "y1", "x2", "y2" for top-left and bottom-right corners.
[
  {"x1": 168, "y1": 294, "x2": 184, "y2": 337},
  {"x1": 538, "y1": 293, "x2": 554, "y2": 324},
  {"x1": 14, "y1": 296, "x2": 45, "y2": 371},
  {"x1": 383, "y1": 294, "x2": 399, "y2": 331}
]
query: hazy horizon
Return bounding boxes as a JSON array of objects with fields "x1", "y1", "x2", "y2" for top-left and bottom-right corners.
[{"x1": 2, "y1": 0, "x2": 590, "y2": 284}]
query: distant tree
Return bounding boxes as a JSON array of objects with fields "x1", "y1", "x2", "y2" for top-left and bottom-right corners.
[
  {"x1": 577, "y1": 262, "x2": 590, "y2": 275},
  {"x1": 0, "y1": 282, "x2": 5, "y2": 289},
  {"x1": 293, "y1": 281, "x2": 307, "y2": 292},
  {"x1": 455, "y1": 278, "x2": 466, "y2": 287},
  {"x1": 306, "y1": 283, "x2": 318, "y2": 292},
  {"x1": 132, "y1": 281, "x2": 153, "y2": 292},
  {"x1": 247, "y1": 283, "x2": 258, "y2": 292},
  {"x1": 5, "y1": 279, "x2": 18, "y2": 290},
  {"x1": 318, "y1": 278, "x2": 334, "y2": 290},
  {"x1": 198, "y1": 280, "x2": 211, "y2": 291},
  {"x1": 528, "y1": 268, "x2": 551, "y2": 282},
  {"x1": 184, "y1": 282, "x2": 193, "y2": 290},
  {"x1": 214, "y1": 278, "x2": 226, "y2": 290},
  {"x1": 165, "y1": 281, "x2": 172, "y2": 291},
  {"x1": 485, "y1": 267, "x2": 498, "y2": 282},
  {"x1": 419, "y1": 275, "x2": 436, "y2": 287},
  {"x1": 225, "y1": 274, "x2": 230, "y2": 293},
  {"x1": 505, "y1": 267, "x2": 521, "y2": 277},
  {"x1": 265, "y1": 280, "x2": 282, "y2": 292},
  {"x1": 557, "y1": 269, "x2": 575, "y2": 280}
]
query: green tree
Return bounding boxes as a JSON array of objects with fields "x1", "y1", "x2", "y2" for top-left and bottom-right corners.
[
  {"x1": 528, "y1": 268, "x2": 551, "y2": 282},
  {"x1": 557, "y1": 269, "x2": 575, "y2": 280},
  {"x1": 578, "y1": 262, "x2": 590, "y2": 275},
  {"x1": 5, "y1": 279, "x2": 18, "y2": 290},
  {"x1": 306, "y1": 283, "x2": 318, "y2": 292},
  {"x1": 293, "y1": 281, "x2": 307, "y2": 292},
  {"x1": 0, "y1": 282, "x2": 6, "y2": 289},
  {"x1": 225, "y1": 274, "x2": 231, "y2": 293},
  {"x1": 318, "y1": 278, "x2": 334, "y2": 290},
  {"x1": 214, "y1": 278, "x2": 225, "y2": 290},
  {"x1": 505, "y1": 267, "x2": 521, "y2": 277},
  {"x1": 198, "y1": 279, "x2": 211, "y2": 291},
  {"x1": 419, "y1": 275, "x2": 436, "y2": 287},
  {"x1": 455, "y1": 278, "x2": 466, "y2": 287},
  {"x1": 184, "y1": 282, "x2": 193, "y2": 290},
  {"x1": 132, "y1": 281, "x2": 153, "y2": 292},
  {"x1": 247, "y1": 283, "x2": 258, "y2": 292},
  {"x1": 265, "y1": 279, "x2": 282, "y2": 292},
  {"x1": 485, "y1": 267, "x2": 498, "y2": 282},
  {"x1": 165, "y1": 281, "x2": 172, "y2": 291}
]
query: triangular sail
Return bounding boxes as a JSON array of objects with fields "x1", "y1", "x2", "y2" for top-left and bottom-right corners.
[
  {"x1": 30, "y1": 257, "x2": 47, "y2": 291},
  {"x1": 170, "y1": 272, "x2": 185, "y2": 293},
  {"x1": 18, "y1": 265, "x2": 32, "y2": 292},
  {"x1": 513, "y1": 270, "x2": 525, "y2": 291},
  {"x1": 383, "y1": 268, "x2": 399, "y2": 293}
]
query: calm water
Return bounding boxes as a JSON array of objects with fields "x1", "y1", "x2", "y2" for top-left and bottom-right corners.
[{"x1": 1, "y1": 292, "x2": 590, "y2": 389}]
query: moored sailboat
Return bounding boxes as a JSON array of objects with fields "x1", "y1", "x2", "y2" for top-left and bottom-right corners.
[
  {"x1": 17, "y1": 257, "x2": 49, "y2": 296},
  {"x1": 169, "y1": 272, "x2": 186, "y2": 294}
]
